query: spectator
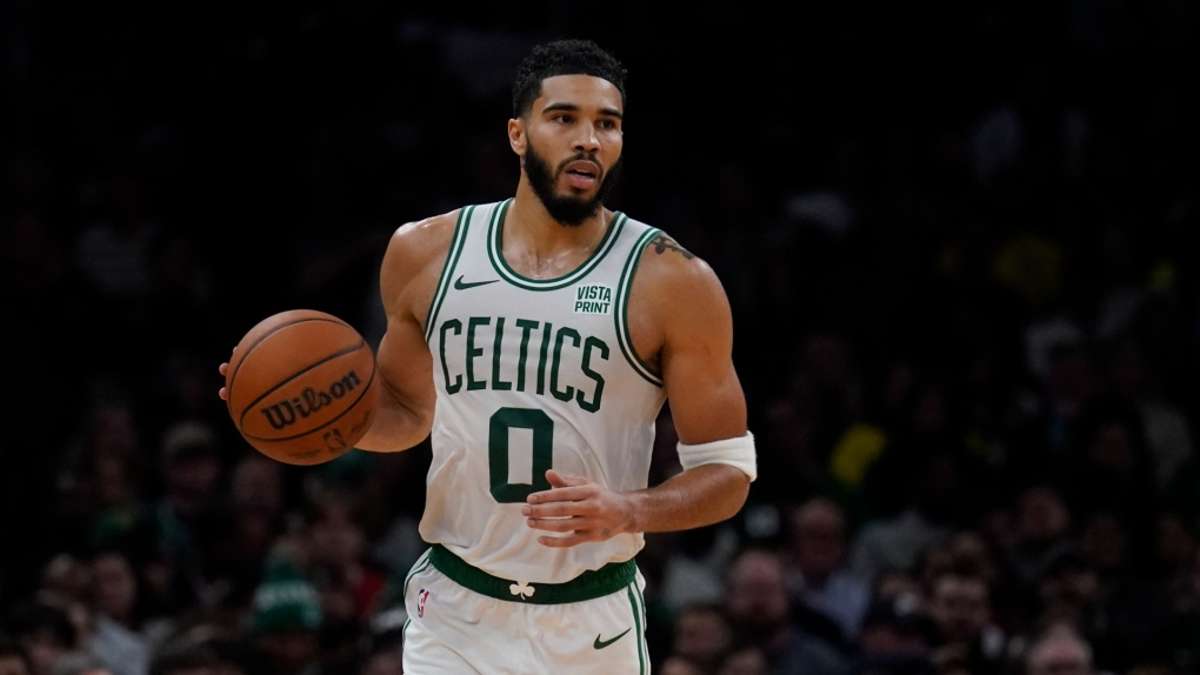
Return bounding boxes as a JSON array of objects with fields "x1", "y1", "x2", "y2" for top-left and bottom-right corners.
[
  {"x1": 4, "y1": 602, "x2": 80, "y2": 675},
  {"x1": 725, "y1": 549, "x2": 850, "y2": 675},
  {"x1": 153, "y1": 422, "x2": 226, "y2": 608},
  {"x1": 86, "y1": 550, "x2": 150, "y2": 675},
  {"x1": 206, "y1": 457, "x2": 285, "y2": 609},
  {"x1": 717, "y1": 647, "x2": 769, "y2": 675},
  {"x1": 1025, "y1": 625, "x2": 1094, "y2": 675},
  {"x1": 248, "y1": 560, "x2": 322, "y2": 675},
  {"x1": 928, "y1": 570, "x2": 1005, "y2": 675},
  {"x1": 850, "y1": 506, "x2": 949, "y2": 588},
  {"x1": 857, "y1": 599, "x2": 935, "y2": 675},
  {"x1": 1007, "y1": 486, "x2": 1073, "y2": 587},
  {"x1": 669, "y1": 603, "x2": 732, "y2": 673},
  {"x1": 783, "y1": 498, "x2": 870, "y2": 641}
]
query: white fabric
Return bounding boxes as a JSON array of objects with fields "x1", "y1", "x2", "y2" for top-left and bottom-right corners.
[
  {"x1": 422, "y1": 200, "x2": 668, "y2": 584},
  {"x1": 403, "y1": 553, "x2": 649, "y2": 674},
  {"x1": 677, "y1": 431, "x2": 757, "y2": 481}
]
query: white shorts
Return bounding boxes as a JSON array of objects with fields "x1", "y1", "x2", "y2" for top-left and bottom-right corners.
[{"x1": 402, "y1": 546, "x2": 650, "y2": 674}]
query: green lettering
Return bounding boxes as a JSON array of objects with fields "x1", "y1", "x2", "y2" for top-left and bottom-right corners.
[
  {"x1": 515, "y1": 318, "x2": 539, "y2": 392},
  {"x1": 578, "y1": 336, "x2": 609, "y2": 413},
  {"x1": 537, "y1": 321, "x2": 552, "y2": 395},
  {"x1": 491, "y1": 317, "x2": 512, "y2": 391},
  {"x1": 439, "y1": 319, "x2": 463, "y2": 394},
  {"x1": 466, "y1": 316, "x2": 490, "y2": 391},
  {"x1": 551, "y1": 327, "x2": 580, "y2": 403}
]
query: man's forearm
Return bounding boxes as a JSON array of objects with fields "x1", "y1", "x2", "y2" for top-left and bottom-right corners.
[
  {"x1": 354, "y1": 383, "x2": 432, "y2": 452},
  {"x1": 624, "y1": 463, "x2": 750, "y2": 533}
]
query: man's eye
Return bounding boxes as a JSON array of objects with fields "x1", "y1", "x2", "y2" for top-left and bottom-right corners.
[{"x1": 556, "y1": 115, "x2": 573, "y2": 124}]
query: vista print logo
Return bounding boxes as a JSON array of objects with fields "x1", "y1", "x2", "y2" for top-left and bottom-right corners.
[{"x1": 260, "y1": 370, "x2": 362, "y2": 429}]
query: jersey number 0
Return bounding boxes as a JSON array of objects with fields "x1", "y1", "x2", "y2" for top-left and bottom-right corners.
[{"x1": 488, "y1": 407, "x2": 553, "y2": 502}]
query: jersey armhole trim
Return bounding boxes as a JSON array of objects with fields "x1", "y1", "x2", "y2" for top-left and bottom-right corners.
[
  {"x1": 423, "y1": 205, "x2": 474, "y2": 343},
  {"x1": 614, "y1": 227, "x2": 665, "y2": 387}
]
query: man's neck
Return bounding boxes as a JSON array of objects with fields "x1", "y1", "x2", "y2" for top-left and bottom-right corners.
[{"x1": 508, "y1": 177, "x2": 610, "y2": 259}]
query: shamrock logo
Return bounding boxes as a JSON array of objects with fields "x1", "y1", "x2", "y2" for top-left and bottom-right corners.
[{"x1": 508, "y1": 581, "x2": 536, "y2": 599}]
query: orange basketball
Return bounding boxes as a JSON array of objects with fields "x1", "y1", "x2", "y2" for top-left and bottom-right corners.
[{"x1": 225, "y1": 309, "x2": 379, "y2": 465}]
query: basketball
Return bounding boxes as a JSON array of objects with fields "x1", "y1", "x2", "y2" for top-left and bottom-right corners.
[{"x1": 224, "y1": 309, "x2": 379, "y2": 465}]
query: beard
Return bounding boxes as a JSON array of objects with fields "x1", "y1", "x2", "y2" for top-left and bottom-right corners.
[{"x1": 523, "y1": 139, "x2": 622, "y2": 227}]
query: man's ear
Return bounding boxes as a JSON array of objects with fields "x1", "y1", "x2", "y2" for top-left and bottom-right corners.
[{"x1": 508, "y1": 117, "x2": 526, "y2": 157}]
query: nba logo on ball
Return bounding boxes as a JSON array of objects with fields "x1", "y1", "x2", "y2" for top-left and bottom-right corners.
[{"x1": 418, "y1": 588, "x2": 430, "y2": 618}]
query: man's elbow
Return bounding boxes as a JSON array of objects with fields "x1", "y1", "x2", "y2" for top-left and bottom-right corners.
[
  {"x1": 716, "y1": 465, "x2": 751, "y2": 522},
  {"x1": 356, "y1": 393, "x2": 434, "y2": 453}
]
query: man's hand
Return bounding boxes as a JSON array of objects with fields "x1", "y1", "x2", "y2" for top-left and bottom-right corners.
[{"x1": 523, "y1": 470, "x2": 637, "y2": 548}]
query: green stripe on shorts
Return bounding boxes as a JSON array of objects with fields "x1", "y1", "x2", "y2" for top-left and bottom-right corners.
[
  {"x1": 626, "y1": 584, "x2": 645, "y2": 675},
  {"x1": 403, "y1": 550, "x2": 433, "y2": 599}
]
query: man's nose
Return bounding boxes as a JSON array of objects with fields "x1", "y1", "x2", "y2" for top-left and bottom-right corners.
[{"x1": 573, "y1": 125, "x2": 600, "y2": 154}]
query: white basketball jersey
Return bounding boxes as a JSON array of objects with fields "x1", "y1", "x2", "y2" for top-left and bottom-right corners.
[{"x1": 419, "y1": 198, "x2": 668, "y2": 584}]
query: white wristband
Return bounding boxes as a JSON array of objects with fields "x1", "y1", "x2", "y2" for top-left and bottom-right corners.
[{"x1": 677, "y1": 431, "x2": 757, "y2": 482}]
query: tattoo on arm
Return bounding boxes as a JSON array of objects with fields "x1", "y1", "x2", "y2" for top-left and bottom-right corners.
[{"x1": 651, "y1": 235, "x2": 694, "y2": 260}]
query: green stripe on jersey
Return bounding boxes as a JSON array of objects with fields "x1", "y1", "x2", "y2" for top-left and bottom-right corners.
[
  {"x1": 614, "y1": 227, "x2": 664, "y2": 387},
  {"x1": 487, "y1": 198, "x2": 629, "y2": 291},
  {"x1": 424, "y1": 205, "x2": 474, "y2": 342}
]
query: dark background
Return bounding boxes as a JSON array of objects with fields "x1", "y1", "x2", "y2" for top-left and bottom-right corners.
[{"x1": 4, "y1": 3, "x2": 1200, "y2": 674}]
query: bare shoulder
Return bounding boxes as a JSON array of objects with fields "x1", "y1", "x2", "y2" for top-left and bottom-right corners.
[
  {"x1": 632, "y1": 232, "x2": 729, "y2": 319},
  {"x1": 384, "y1": 209, "x2": 461, "y2": 273},
  {"x1": 626, "y1": 231, "x2": 732, "y2": 369},
  {"x1": 380, "y1": 209, "x2": 462, "y2": 317}
]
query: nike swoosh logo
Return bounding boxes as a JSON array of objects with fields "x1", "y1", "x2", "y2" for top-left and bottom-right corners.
[
  {"x1": 593, "y1": 628, "x2": 631, "y2": 650},
  {"x1": 454, "y1": 275, "x2": 499, "y2": 290}
]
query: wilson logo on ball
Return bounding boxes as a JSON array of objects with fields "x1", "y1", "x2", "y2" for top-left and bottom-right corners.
[{"x1": 260, "y1": 370, "x2": 363, "y2": 430}]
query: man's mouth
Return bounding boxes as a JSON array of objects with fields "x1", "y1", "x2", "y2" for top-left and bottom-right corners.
[{"x1": 563, "y1": 161, "x2": 600, "y2": 189}]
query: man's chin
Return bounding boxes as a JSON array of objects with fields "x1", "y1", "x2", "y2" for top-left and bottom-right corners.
[{"x1": 557, "y1": 178, "x2": 599, "y2": 196}]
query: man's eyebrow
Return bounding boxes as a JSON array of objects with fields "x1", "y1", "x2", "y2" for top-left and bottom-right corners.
[{"x1": 541, "y1": 102, "x2": 623, "y2": 119}]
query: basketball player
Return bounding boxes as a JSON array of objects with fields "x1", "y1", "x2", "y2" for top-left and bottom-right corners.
[{"x1": 222, "y1": 39, "x2": 756, "y2": 673}]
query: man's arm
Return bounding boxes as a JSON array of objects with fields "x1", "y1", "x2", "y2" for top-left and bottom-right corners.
[
  {"x1": 622, "y1": 239, "x2": 750, "y2": 530},
  {"x1": 524, "y1": 236, "x2": 752, "y2": 546},
  {"x1": 352, "y1": 214, "x2": 456, "y2": 452},
  {"x1": 217, "y1": 213, "x2": 452, "y2": 451}
]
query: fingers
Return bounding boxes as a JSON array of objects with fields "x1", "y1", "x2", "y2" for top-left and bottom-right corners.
[
  {"x1": 537, "y1": 532, "x2": 596, "y2": 548},
  {"x1": 526, "y1": 517, "x2": 592, "y2": 532},
  {"x1": 545, "y1": 469, "x2": 588, "y2": 488},
  {"x1": 526, "y1": 486, "x2": 594, "y2": 505},
  {"x1": 523, "y1": 501, "x2": 594, "y2": 519},
  {"x1": 217, "y1": 345, "x2": 235, "y2": 401}
]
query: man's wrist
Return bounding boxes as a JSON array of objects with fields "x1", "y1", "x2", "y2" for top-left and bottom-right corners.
[{"x1": 620, "y1": 490, "x2": 645, "y2": 535}]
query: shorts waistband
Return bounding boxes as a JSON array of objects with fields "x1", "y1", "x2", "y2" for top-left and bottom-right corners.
[{"x1": 427, "y1": 544, "x2": 636, "y2": 605}]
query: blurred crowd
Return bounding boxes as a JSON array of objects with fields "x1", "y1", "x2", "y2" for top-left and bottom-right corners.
[{"x1": 4, "y1": 4, "x2": 1200, "y2": 675}]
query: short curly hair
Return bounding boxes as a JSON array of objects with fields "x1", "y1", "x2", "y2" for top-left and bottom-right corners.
[{"x1": 511, "y1": 39, "x2": 627, "y2": 118}]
